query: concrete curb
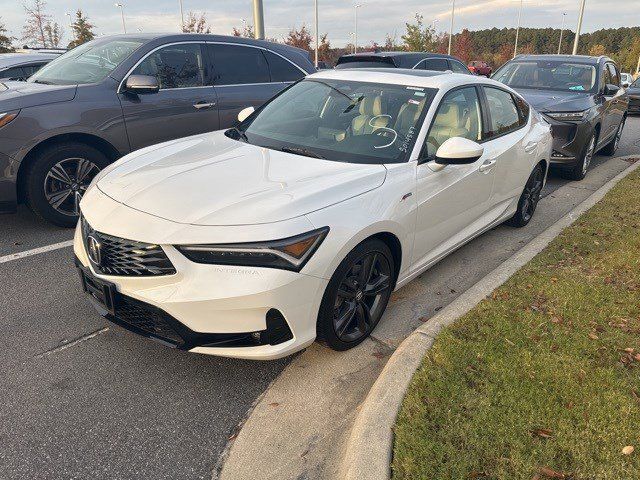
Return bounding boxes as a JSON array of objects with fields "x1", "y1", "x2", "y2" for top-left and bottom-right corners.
[{"x1": 339, "y1": 156, "x2": 640, "y2": 480}]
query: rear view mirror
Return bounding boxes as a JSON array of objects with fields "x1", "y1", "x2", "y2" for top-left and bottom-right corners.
[
  {"x1": 237, "y1": 106, "x2": 255, "y2": 122},
  {"x1": 434, "y1": 137, "x2": 484, "y2": 165},
  {"x1": 603, "y1": 83, "x2": 620, "y2": 96},
  {"x1": 125, "y1": 74, "x2": 160, "y2": 94}
]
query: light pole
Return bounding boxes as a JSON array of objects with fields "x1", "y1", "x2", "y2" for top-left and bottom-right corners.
[
  {"x1": 447, "y1": 0, "x2": 455, "y2": 55},
  {"x1": 114, "y1": 3, "x2": 126, "y2": 34},
  {"x1": 513, "y1": 0, "x2": 523, "y2": 58},
  {"x1": 558, "y1": 12, "x2": 567, "y2": 54},
  {"x1": 314, "y1": 0, "x2": 319, "y2": 68},
  {"x1": 252, "y1": 0, "x2": 265, "y2": 40},
  {"x1": 432, "y1": 18, "x2": 439, "y2": 32},
  {"x1": 354, "y1": 4, "x2": 362, "y2": 54},
  {"x1": 179, "y1": 0, "x2": 184, "y2": 32},
  {"x1": 572, "y1": 0, "x2": 586, "y2": 55},
  {"x1": 65, "y1": 12, "x2": 74, "y2": 44}
]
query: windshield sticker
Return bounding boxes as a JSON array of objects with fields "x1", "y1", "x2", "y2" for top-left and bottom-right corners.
[
  {"x1": 569, "y1": 85, "x2": 585, "y2": 91},
  {"x1": 406, "y1": 86, "x2": 424, "y2": 91},
  {"x1": 414, "y1": 91, "x2": 426, "y2": 97},
  {"x1": 408, "y1": 99, "x2": 421, "y2": 105}
]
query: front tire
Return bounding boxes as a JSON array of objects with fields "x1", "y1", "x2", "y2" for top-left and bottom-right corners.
[
  {"x1": 601, "y1": 118, "x2": 624, "y2": 156},
  {"x1": 316, "y1": 239, "x2": 394, "y2": 351},
  {"x1": 506, "y1": 164, "x2": 544, "y2": 228},
  {"x1": 560, "y1": 131, "x2": 596, "y2": 181},
  {"x1": 25, "y1": 142, "x2": 109, "y2": 227}
]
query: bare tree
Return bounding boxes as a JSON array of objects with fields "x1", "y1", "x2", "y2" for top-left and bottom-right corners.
[
  {"x1": 22, "y1": 0, "x2": 50, "y2": 48},
  {"x1": 232, "y1": 24, "x2": 254, "y2": 38},
  {"x1": 182, "y1": 11, "x2": 210, "y2": 34}
]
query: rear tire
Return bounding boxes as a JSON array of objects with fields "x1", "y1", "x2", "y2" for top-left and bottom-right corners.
[
  {"x1": 560, "y1": 131, "x2": 596, "y2": 181},
  {"x1": 601, "y1": 118, "x2": 624, "y2": 156},
  {"x1": 506, "y1": 164, "x2": 544, "y2": 228},
  {"x1": 25, "y1": 142, "x2": 110, "y2": 227},
  {"x1": 316, "y1": 239, "x2": 394, "y2": 351}
]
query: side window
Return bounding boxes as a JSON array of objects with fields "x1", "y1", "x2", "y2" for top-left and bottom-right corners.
[
  {"x1": 208, "y1": 44, "x2": 270, "y2": 85},
  {"x1": 423, "y1": 58, "x2": 449, "y2": 71},
  {"x1": 601, "y1": 64, "x2": 613, "y2": 88},
  {"x1": 263, "y1": 50, "x2": 304, "y2": 82},
  {"x1": 132, "y1": 43, "x2": 204, "y2": 89},
  {"x1": 512, "y1": 94, "x2": 530, "y2": 126},
  {"x1": 484, "y1": 87, "x2": 521, "y2": 138},
  {"x1": 449, "y1": 61, "x2": 468, "y2": 74},
  {"x1": 23, "y1": 63, "x2": 46, "y2": 76},
  {"x1": 425, "y1": 87, "x2": 483, "y2": 158},
  {"x1": 1, "y1": 66, "x2": 25, "y2": 79},
  {"x1": 607, "y1": 63, "x2": 620, "y2": 87}
]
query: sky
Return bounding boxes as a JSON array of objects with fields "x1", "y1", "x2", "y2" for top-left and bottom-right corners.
[{"x1": 2, "y1": 0, "x2": 639, "y2": 48}]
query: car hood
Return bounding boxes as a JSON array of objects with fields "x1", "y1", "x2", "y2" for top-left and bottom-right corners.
[
  {"x1": 513, "y1": 88, "x2": 594, "y2": 113},
  {"x1": 0, "y1": 80, "x2": 77, "y2": 110},
  {"x1": 97, "y1": 131, "x2": 387, "y2": 226}
]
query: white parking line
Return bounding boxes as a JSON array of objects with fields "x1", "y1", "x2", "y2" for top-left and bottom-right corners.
[
  {"x1": 0, "y1": 239, "x2": 74, "y2": 264},
  {"x1": 33, "y1": 327, "x2": 109, "y2": 358}
]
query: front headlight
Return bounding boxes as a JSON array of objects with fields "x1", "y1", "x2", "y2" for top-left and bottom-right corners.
[
  {"x1": 544, "y1": 110, "x2": 586, "y2": 122},
  {"x1": 176, "y1": 227, "x2": 329, "y2": 272},
  {"x1": 0, "y1": 110, "x2": 19, "y2": 129}
]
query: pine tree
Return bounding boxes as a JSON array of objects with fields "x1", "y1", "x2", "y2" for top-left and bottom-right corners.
[
  {"x1": 68, "y1": 9, "x2": 95, "y2": 49},
  {"x1": 0, "y1": 18, "x2": 14, "y2": 53},
  {"x1": 43, "y1": 21, "x2": 62, "y2": 47}
]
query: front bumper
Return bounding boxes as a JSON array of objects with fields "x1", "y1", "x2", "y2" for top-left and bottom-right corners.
[
  {"x1": 74, "y1": 222, "x2": 328, "y2": 360},
  {"x1": 543, "y1": 116, "x2": 592, "y2": 167}
]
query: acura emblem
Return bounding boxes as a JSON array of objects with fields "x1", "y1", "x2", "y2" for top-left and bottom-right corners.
[{"x1": 87, "y1": 235, "x2": 102, "y2": 266}]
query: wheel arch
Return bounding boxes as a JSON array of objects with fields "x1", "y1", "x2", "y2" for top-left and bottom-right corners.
[{"x1": 16, "y1": 133, "x2": 121, "y2": 203}]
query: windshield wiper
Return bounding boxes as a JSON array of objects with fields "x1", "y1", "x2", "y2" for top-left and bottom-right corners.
[
  {"x1": 281, "y1": 146, "x2": 325, "y2": 159},
  {"x1": 33, "y1": 79, "x2": 54, "y2": 85},
  {"x1": 226, "y1": 127, "x2": 249, "y2": 143}
]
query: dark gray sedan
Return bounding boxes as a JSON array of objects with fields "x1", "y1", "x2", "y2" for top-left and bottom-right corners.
[{"x1": 0, "y1": 34, "x2": 315, "y2": 226}]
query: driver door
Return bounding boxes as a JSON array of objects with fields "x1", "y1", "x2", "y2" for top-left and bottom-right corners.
[{"x1": 412, "y1": 86, "x2": 495, "y2": 272}]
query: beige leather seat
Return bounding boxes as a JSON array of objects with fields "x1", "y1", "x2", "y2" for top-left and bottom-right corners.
[
  {"x1": 351, "y1": 96, "x2": 389, "y2": 135},
  {"x1": 427, "y1": 103, "x2": 469, "y2": 152}
]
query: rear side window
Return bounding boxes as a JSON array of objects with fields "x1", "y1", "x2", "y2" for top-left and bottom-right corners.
[
  {"x1": 0, "y1": 66, "x2": 25, "y2": 79},
  {"x1": 606, "y1": 63, "x2": 620, "y2": 87},
  {"x1": 513, "y1": 94, "x2": 530, "y2": 126},
  {"x1": 208, "y1": 44, "x2": 270, "y2": 85},
  {"x1": 483, "y1": 87, "x2": 521, "y2": 138},
  {"x1": 263, "y1": 50, "x2": 304, "y2": 82},
  {"x1": 133, "y1": 43, "x2": 204, "y2": 89},
  {"x1": 421, "y1": 58, "x2": 449, "y2": 71},
  {"x1": 449, "y1": 60, "x2": 469, "y2": 74}
]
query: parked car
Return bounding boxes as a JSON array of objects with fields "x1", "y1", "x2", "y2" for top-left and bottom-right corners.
[
  {"x1": 0, "y1": 52, "x2": 60, "y2": 82},
  {"x1": 335, "y1": 51, "x2": 471, "y2": 74},
  {"x1": 468, "y1": 60, "x2": 492, "y2": 77},
  {"x1": 627, "y1": 76, "x2": 640, "y2": 114},
  {"x1": 0, "y1": 33, "x2": 315, "y2": 226},
  {"x1": 620, "y1": 72, "x2": 633, "y2": 88},
  {"x1": 75, "y1": 69, "x2": 551, "y2": 360},
  {"x1": 493, "y1": 54, "x2": 628, "y2": 180}
]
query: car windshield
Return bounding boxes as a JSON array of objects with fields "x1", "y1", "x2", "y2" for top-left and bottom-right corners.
[
  {"x1": 632, "y1": 77, "x2": 640, "y2": 87},
  {"x1": 493, "y1": 60, "x2": 597, "y2": 93},
  {"x1": 228, "y1": 78, "x2": 437, "y2": 164},
  {"x1": 28, "y1": 39, "x2": 143, "y2": 85}
]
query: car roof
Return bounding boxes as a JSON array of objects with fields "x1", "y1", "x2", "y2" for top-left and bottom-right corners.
[
  {"x1": 339, "y1": 51, "x2": 456, "y2": 60},
  {"x1": 0, "y1": 52, "x2": 59, "y2": 68},
  {"x1": 308, "y1": 67, "x2": 499, "y2": 90},
  {"x1": 513, "y1": 54, "x2": 611, "y2": 65}
]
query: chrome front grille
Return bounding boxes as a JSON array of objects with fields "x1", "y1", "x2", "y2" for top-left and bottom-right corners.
[{"x1": 81, "y1": 216, "x2": 176, "y2": 277}]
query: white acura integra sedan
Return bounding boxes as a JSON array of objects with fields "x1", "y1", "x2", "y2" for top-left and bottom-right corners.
[{"x1": 74, "y1": 69, "x2": 551, "y2": 360}]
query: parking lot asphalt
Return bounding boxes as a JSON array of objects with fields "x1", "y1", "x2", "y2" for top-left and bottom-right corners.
[{"x1": 1, "y1": 117, "x2": 639, "y2": 479}]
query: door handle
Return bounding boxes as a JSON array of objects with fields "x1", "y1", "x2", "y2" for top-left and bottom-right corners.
[
  {"x1": 479, "y1": 159, "x2": 496, "y2": 173},
  {"x1": 193, "y1": 102, "x2": 216, "y2": 110},
  {"x1": 524, "y1": 142, "x2": 538, "y2": 153}
]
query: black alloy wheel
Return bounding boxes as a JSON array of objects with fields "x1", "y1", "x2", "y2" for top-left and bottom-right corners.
[
  {"x1": 317, "y1": 239, "x2": 394, "y2": 351},
  {"x1": 507, "y1": 164, "x2": 544, "y2": 228}
]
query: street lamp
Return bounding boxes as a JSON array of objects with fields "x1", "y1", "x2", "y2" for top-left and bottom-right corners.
[
  {"x1": 432, "y1": 18, "x2": 439, "y2": 32},
  {"x1": 558, "y1": 12, "x2": 567, "y2": 54},
  {"x1": 354, "y1": 4, "x2": 362, "y2": 54},
  {"x1": 65, "y1": 12, "x2": 74, "y2": 44},
  {"x1": 314, "y1": 0, "x2": 319, "y2": 68},
  {"x1": 114, "y1": 3, "x2": 126, "y2": 34},
  {"x1": 572, "y1": 0, "x2": 586, "y2": 55},
  {"x1": 179, "y1": 0, "x2": 184, "y2": 32},
  {"x1": 513, "y1": 0, "x2": 523, "y2": 58},
  {"x1": 447, "y1": 0, "x2": 455, "y2": 55}
]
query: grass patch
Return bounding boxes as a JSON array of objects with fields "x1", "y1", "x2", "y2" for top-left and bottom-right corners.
[{"x1": 392, "y1": 168, "x2": 640, "y2": 480}]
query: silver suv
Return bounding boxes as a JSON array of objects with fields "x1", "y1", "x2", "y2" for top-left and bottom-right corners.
[{"x1": 0, "y1": 34, "x2": 314, "y2": 226}]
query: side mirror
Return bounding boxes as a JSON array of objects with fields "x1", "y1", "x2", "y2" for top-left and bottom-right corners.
[
  {"x1": 125, "y1": 74, "x2": 160, "y2": 94},
  {"x1": 434, "y1": 137, "x2": 484, "y2": 165},
  {"x1": 237, "y1": 106, "x2": 255, "y2": 123},
  {"x1": 603, "y1": 83, "x2": 620, "y2": 96}
]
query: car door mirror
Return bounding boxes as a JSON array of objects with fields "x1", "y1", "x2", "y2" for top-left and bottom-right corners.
[
  {"x1": 125, "y1": 74, "x2": 160, "y2": 94},
  {"x1": 434, "y1": 137, "x2": 484, "y2": 165},
  {"x1": 237, "y1": 106, "x2": 255, "y2": 123},
  {"x1": 603, "y1": 83, "x2": 620, "y2": 96}
]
